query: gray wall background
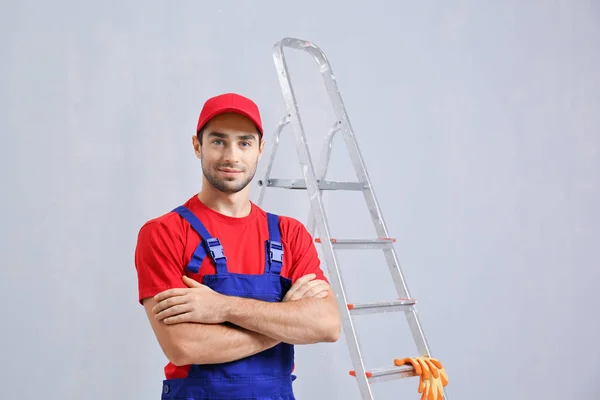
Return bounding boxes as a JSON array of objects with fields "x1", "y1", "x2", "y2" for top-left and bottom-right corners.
[{"x1": 1, "y1": 1, "x2": 599, "y2": 399}]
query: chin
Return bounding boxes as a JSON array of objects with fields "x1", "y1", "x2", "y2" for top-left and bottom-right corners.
[{"x1": 216, "y1": 182, "x2": 248, "y2": 194}]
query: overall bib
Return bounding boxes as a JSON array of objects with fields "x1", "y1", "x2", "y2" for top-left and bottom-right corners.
[{"x1": 161, "y1": 205, "x2": 296, "y2": 400}]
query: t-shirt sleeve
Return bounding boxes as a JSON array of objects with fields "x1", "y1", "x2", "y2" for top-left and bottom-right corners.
[
  {"x1": 285, "y1": 218, "x2": 330, "y2": 284},
  {"x1": 134, "y1": 218, "x2": 187, "y2": 304}
]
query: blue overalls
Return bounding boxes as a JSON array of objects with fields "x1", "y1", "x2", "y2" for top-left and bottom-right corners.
[{"x1": 161, "y1": 205, "x2": 297, "y2": 400}]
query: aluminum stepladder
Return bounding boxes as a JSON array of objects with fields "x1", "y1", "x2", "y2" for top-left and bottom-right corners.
[{"x1": 254, "y1": 37, "x2": 448, "y2": 400}]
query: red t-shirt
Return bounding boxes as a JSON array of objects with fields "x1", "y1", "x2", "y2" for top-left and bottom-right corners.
[{"x1": 134, "y1": 194, "x2": 329, "y2": 378}]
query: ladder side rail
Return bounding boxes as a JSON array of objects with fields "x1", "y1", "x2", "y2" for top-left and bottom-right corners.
[
  {"x1": 289, "y1": 37, "x2": 434, "y2": 357},
  {"x1": 306, "y1": 121, "x2": 341, "y2": 236},
  {"x1": 303, "y1": 38, "x2": 448, "y2": 399},
  {"x1": 272, "y1": 40, "x2": 375, "y2": 400},
  {"x1": 274, "y1": 39, "x2": 419, "y2": 308},
  {"x1": 318, "y1": 68, "x2": 434, "y2": 356},
  {"x1": 256, "y1": 115, "x2": 290, "y2": 207},
  {"x1": 277, "y1": 40, "x2": 406, "y2": 260}
]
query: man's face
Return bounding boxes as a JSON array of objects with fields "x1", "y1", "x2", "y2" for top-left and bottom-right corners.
[{"x1": 194, "y1": 112, "x2": 264, "y2": 194}]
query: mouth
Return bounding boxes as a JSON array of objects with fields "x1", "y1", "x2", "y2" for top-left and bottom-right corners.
[{"x1": 218, "y1": 168, "x2": 243, "y2": 176}]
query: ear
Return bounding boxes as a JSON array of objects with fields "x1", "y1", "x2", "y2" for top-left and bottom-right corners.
[{"x1": 192, "y1": 135, "x2": 202, "y2": 159}]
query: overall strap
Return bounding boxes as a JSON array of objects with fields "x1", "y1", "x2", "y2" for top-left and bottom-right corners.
[
  {"x1": 172, "y1": 206, "x2": 228, "y2": 274},
  {"x1": 265, "y1": 213, "x2": 284, "y2": 275}
]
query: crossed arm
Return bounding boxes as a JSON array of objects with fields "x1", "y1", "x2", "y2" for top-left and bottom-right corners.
[
  {"x1": 143, "y1": 274, "x2": 341, "y2": 366},
  {"x1": 143, "y1": 297, "x2": 280, "y2": 366}
]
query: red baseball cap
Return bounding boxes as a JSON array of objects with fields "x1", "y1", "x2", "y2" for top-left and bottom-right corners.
[{"x1": 196, "y1": 93, "x2": 263, "y2": 136}]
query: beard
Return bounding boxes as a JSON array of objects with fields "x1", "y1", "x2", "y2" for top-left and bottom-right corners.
[{"x1": 201, "y1": 158, "x2": 258, "y2": 194}]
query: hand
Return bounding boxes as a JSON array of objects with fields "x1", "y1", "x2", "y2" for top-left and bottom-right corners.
[
  {"x1": 394, "y1": 356, "x2": 448, "y2": 400},
  {"x1": 152, "y1": 276, "x2": 228, "y2": 325},
  {"x1": 282, "y1": 273, "x2": 330, "y2": 302}
]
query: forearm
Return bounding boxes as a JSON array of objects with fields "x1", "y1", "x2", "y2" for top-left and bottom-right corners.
[
  {"x1": 171, "y1": 322, "x2": 280, "y2": 365},
  {"x1": 223, "y1": 291, "x2": 341, "y2": 345}
]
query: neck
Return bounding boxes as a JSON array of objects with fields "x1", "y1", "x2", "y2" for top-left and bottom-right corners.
[{"x1": 197, "y1": 184, "x2": 252, "y2": 218}]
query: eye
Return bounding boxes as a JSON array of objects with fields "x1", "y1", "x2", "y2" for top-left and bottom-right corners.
[
  {"x1": 240, "y1": 141, "x2": 251, "y2": 147},
  {"x1": 212, "y1": 139, "x2": 224, "y2": 145}
]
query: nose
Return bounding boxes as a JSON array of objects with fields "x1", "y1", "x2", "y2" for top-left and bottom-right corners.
[{"x1": 221, "y1": 143, "x2": 240, "y2": 164}]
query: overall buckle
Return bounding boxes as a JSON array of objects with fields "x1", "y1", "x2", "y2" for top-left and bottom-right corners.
[
  {"x1": 268, "y1": 240, "x2": 284, "y2": 264},
  {"x1": 205, "y1": 238, "x2": 226, "y2": 261}
]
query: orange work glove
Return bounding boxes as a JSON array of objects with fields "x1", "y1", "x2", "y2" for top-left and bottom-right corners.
[{"x1": 393, "y1": 356, "x2": 448, "y2": 400}]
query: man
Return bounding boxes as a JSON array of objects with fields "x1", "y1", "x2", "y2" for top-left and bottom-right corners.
[{"x1": 134, "y1": 92, "x2": 342, "y2": 400}]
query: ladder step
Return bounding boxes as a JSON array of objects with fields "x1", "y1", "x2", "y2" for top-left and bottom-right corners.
[
  {"x1": 315, "y1": 238, "x2": 396, "y2": 249},
  {"x1": 349, "y1": 365, "x2": 419, "y2": 384},
  {"x1": 347, "y1": 299, "x2": 416, "y2": 315},
  {"x1": 257, "y1": 178, "x2": 366, "y2": 191}
]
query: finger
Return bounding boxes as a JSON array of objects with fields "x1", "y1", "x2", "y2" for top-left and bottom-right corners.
[
  {"x1": 420, "y1": 380, "x2": 429, "y2": 400},
  {"x1": 312, "y1": 281, "x2": 330, "y2": 292},
  {"x1": 393, "y1": 357, "x2": 409, "y2": 369},
  {"x1": 284, "y1": 274, "x2": 316, "y2": 300},
  {"x1": 155, "y1": 303, "x2": 191, "y2": 321},
  {"x1": 154, "y1": 288, "x2": 190, "y2": 303},
  {"x1": 439, "y1": 369, "x2": 449, "y2": 386},
  {"x1": 418, "y1": 375, "x2": 426, "y2": 393},
  {"x1": 315, "y1": 291, "x2": 328, "y2": 298},
  {"x1": 289, "y1": 279, "x2": 327, "y2": 300},
  {"x1": 152, "y1": 294, "x2": 189, "y2": 314},
  {"x1": 163, "y1": 311, "x2": 193, "y2": 325},
  {"x1": 416, "y1": 358, "x2": 431, "y2": 379},
  {"x1": 299, "y1": 273, "x2": 317, "y2": 281},
  {"x1": 424, "y1": 359, "x2": 439, "y2": 379},
  {"x1": 428, "y1": 384, "x2": 435, "y2": 400},
  {"x1": 293, "y1": 274, "x2": 317, "y2": 288},
  {"x1": 302, "y1": 282, "x2": 330, "y2": 298},
  {"x1": 303, "y1": 286, "x2": 329, "y2": 299},
  {"x1": 436, "y1": 386, "x2": 444, "y2": 400},
  {"x1": 291, "y1": 281, "x2": 318, "y2": 300},
  {"x1": 182, "y1": 275, "x2": 202, "y2": 288},
  {"x1": 404, "y1": 358, "x2": 422, "y2": 376},
  {"x1": 282, "y1": 285, "x2": 297, "y2": 301},
  {"x1": 394, "y1": 358, "x2": 421, "y2": 375}
]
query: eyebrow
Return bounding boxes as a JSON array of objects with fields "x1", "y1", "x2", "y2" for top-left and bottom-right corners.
[{"x1": 207, "y1": 131, "x2": 257, "y2": 141}]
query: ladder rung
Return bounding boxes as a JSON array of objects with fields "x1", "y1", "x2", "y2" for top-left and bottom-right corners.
[
  {"x1": 257, "y1": 178, "x2": 366, "y2": 191},
  {"x1": 315, "y1": 238, "x2": 396, "y2": 249},
  {"x1": 349, "y1": 365, "x2": 418, "y2": 384},
  {"x1": 347, "y1": 299, "x2": 416, "y2": 315}
]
